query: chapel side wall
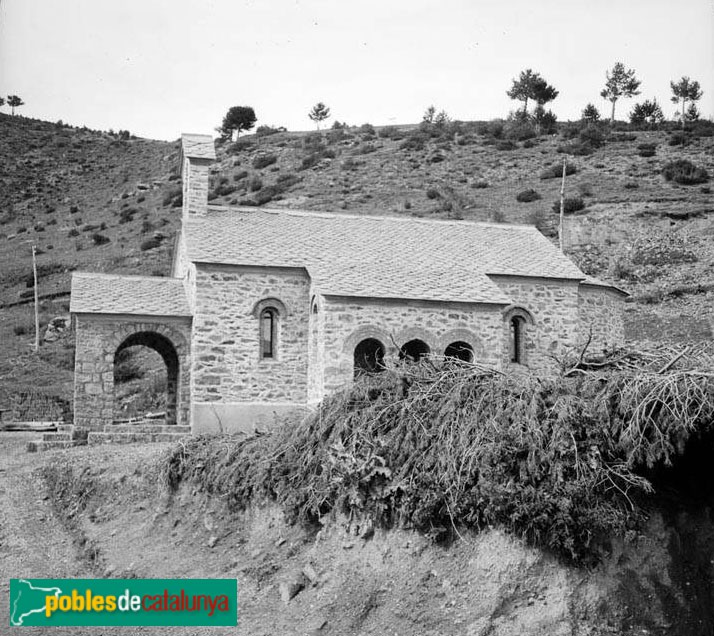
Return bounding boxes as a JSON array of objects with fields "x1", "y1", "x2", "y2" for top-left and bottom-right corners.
[
  {"x1": 190, "y1": 265, "x2": 311, "y2": 428},
  {"x1": 489, "y1": 277, "x2": 581, "y2": 373},
  {"x1": 578, "y1": 285, "x2": 625, "y2": 351},
  {"x1": 321, "y1": 297, "x2": 504, "y2": 393}
]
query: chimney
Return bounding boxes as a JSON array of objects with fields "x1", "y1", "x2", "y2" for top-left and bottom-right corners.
[{"x1": 180, "y1": 133, "x2": 216, "y2": 223}]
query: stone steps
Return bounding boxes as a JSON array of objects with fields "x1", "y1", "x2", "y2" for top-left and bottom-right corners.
[
  {"x1": 28, "y1": 424, "x2": 189, "y2": 451},
  {"x1": 87, "y1": 431, "x2": 188, "y2": 445},
  {"x1": 27, "y1": 439, "x2": 88, "y2": 452},
  {"x1": 103, "y1": 424, "x2": 191, "y2": 435}
]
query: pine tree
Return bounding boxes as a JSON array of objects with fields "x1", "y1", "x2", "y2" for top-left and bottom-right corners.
[
  {"x1": 308, "y1": 102, "x2": 331, "y2": 130},
  {"x1": 600, "y1": 63, "x2": 641, "y2": 122},
  {"x1": 671, "y1": 77, "x2": 703, "y2": 129},
  {"x1": 7, "y1": 95, "x2": 24, "y2": 116}
]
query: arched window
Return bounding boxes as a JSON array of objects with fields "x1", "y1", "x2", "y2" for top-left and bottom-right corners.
[
  {"x1": 399, "y1": 339, "x2": 430, "y2": 362},
  {"x1": 444, "y1": 341, "x2": 473, "y2": 362},
  {"x1": 510, "y1": 316, "x2": 525, "y2": 364},
  {"x1": 354, "y1": 338, "x2": 385, "y2": 377},
  {"x1": 260, "y1": 308, "x2": 277, "y2": 359}
]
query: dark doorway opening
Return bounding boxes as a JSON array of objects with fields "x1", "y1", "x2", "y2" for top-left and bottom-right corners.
[
  {"x1": 399, "y1": 339, "x2": 430, "y2": 362},
  {"x1": 354, "y1": 338, "x2": 386, "y2": 377},
  {"x1": 444, "y1": 341, "x2": 474, "y2": 362}
]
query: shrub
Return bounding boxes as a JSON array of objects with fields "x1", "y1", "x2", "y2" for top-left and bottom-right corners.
[
  {"x1": 230, "y1": 138, "x2": 256, "y2": 153},
  {"x1": 233, "y1": 170, "x2": 249, "y2": 182},
  {"x1": 557, "y1": 141, "x2": 595, "y2": 156},
  {"x1": 140, "y1": 237, "x2": 162, "y2": 251},
  {"x1": 552, "y1": 197, "x2": 585, "y2": 214},
  {"x1": 119, "y1": 207, "x2": 139, "y2": 224},
  {"x1": 399, "y1": 132, "x2": 428, "y2": 152},
  {"x1": 253, "y1": 153, "x2": 278, "y2": 169},
  {"x1": 426, "y1": 188, "x2": 441, "y2": 200},
  {"x1": 67, "y1": 228, "x2": 79, "y2": 237},
  {"x1": 92, "y1": 233, "x2": 110, "y2": 246},
  {"x1": 162, "y1": 187, "x2": 182, "y2": 207},
  {"x1": 359, "y1": 123, "x2": 376, "y2": 137},
  {"x1": 668, "y1": 131, "x2": 688, "y2": 146},
  {"x1": 637, "y1": 143, "x2": 657, "y2": 157},
  {"x1": 213, "y1": 183, "x2": 237, "y2": 197},
  {"x1": 248, "y1": 177, "x2": 263, "y2": 192},
  {"x1": 255, "y1": 125, "x2": 285, "y2": 137},
  {"x1": 541, "y1": 162, "x2": 577, "y2": 179},
  {"x1": 141, "y1": 220, "x2": 154, "y2": 234},
  {"x1": 662, "y1": 159, "x2": 710, "y2": 185},
  {"x1": 496, "y1": 140, "x2": 516, "y2": 151},
  {"x1": 472, "y1": 180, "x2": 489, "y2": 189},
  {"x1": 516, "y1": 189, "x2": 541, "y2": 203}
]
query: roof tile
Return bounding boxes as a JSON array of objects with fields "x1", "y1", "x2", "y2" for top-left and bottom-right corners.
[
  {"x1": 184, "y1": 207, "x2": 588, "y2": 304},
  {"x1": 71, "y1": 273, "x2": 191, "y2": 316}
]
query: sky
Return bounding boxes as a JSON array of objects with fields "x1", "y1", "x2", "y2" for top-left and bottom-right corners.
[{"x1": 1, "y1": 0, "x2": 712, "y2": 141}]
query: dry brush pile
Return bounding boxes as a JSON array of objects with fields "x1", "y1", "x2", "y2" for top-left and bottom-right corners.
[{"x1": 162, "y1": 344, "x2": 714, "y2": 563}]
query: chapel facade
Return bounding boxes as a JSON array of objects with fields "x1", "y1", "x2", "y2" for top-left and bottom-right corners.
[{"x1": 70, "y1": 134, "x2": 626, "y2": 433}]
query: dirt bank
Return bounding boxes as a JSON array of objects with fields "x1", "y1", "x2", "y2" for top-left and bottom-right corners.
[{"x1": 0, "y1": 436, "x2": 700, "y2": 635}]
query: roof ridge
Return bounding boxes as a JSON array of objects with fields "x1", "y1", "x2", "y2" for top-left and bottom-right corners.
[{"x1": 204, "y1": 205, "x2": 539, "y2": 231}]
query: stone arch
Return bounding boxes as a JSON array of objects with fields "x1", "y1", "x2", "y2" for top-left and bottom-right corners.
[
  {"x1": 502, "y1": 305, "x2": 535, "y2": 325},
  {"x1": 438, "y1": 328, "x2": 484, "y2": 360},
  {"x1": 114, "y1": 331, "x2": 181, "y2": 425},
  {"x1": 251, "y1": 297, "x2": 289, "y2": 318},
  {"x1": 74, "y1": 318, "x2": 191, "y2": 431},
  {"x1": 343, "y1": 326, "x2": 393, "y2": 356},
  {"x1": 394, "y1": 327, "x2": 436, "y2": 352}
]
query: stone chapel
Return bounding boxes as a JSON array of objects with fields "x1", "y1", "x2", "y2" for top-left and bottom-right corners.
[{"x1": 69, "y1": 133, "x2": 626, "y2": 434}]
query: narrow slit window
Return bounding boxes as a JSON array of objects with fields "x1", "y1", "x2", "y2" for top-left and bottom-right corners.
[
  {"x1": 510, "y1": 317, "x2": 523, "y2": 363},
  {"x1": 261, "y1": 309, "x2": 276, "y2": 359}
]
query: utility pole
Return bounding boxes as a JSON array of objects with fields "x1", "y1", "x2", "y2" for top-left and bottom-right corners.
[
  {"x1": 558, "y1": 157, "x2": 567, "y2": 252},
  {"x1": 32, "y1": 245, "x2": 39, "y2": 352}
]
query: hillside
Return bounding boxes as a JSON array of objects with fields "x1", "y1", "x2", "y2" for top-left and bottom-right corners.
[{"x1": 0, "y1": 113, "x2": 712, "y2": 415}]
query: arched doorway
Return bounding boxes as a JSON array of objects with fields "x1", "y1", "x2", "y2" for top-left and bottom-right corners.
[
  {"x1": 444, "y1": 341, "x2": 474, "y2": 362},
  {"x1": 354, "y1": 338, "x2": 386, "y2": 377},
  {"x1": 399, "y1": 339, "x2": 430, "y2": 362},
  {"x1": 114, "y1": 331, "x2": 180, "y2": 425}
]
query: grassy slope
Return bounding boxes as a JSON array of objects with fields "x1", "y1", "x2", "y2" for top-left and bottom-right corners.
[{"x1": 0, "y1": 114, "x2": 712, "y2": 410}]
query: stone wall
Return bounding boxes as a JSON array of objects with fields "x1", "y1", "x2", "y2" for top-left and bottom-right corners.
[
  {"x1": 578, "y1": 284, "x2": 626, "y2": 351},
  {"x1": 190, "y1": 264, "x2": 311, "y2": 430},
  {"x1": 321, "y1": 296, "x2": 504, "y2": 393},
  {"x1": 489, "y1": 276, "x2": 581, "y2": 373},
  {"x1": 73, "y1": 315, "x2": 191, "y2": 429}
]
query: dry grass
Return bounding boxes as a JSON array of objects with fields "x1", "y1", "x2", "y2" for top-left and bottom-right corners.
[{"x1": 162, "y1": 345, "x2": 714, "y2": 563}]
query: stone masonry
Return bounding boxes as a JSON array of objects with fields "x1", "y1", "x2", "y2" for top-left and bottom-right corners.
[{"x1": 70, "y1": 132, "x2": 628, "y2": 435}]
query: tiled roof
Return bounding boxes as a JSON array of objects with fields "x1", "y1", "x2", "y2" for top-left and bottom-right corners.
[
  {"x1": 181, "y1": 133, "x2": 216, "y2": 160},
  {"x1": 184, "y1": 207, "x2": 589, "y2": 304},
  {"x1": 70, "y1": 273, "x2": 191, "y2": 316},
  {"x1": 581, "y1": 276, "x2": 629, "y2": 296}
]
